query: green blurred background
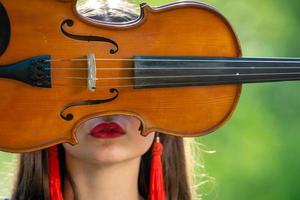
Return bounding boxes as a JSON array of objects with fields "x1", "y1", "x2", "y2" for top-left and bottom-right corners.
[{"x1": 1, "y1": 0, "x2": 300, "y2": 199}]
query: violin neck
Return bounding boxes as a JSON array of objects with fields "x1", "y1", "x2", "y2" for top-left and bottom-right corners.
[{"x1": 134, "y1": 56, "x2": 300, "y2": 88}]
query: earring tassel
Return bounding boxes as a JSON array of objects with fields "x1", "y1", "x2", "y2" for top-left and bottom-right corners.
[
  {"x1": 49, "y1": 145, "x2": 64, "y2": 200},
  {"x1": 149, "y1": 134, "x2": 166, "y2": 200}
]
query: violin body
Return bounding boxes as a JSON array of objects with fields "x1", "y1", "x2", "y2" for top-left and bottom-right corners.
[{"x1": 0, "y1": 0, "x2": 241, "y2": 152}]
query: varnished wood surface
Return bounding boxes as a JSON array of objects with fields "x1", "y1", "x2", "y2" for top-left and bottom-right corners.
[{"x1": 0, "y1": 0, "x2": 241, "y2": 152}]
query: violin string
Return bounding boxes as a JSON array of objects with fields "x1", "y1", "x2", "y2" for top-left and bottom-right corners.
[
  {"x1": 50, "y1": 76, "x2": 87, "y2": 80},
  {"x1": 51, "y1": 76, "x2": 300, "y2": 88},
  {"x1": 45, "y1": 66, "x2": 300, "y2": 71},
  {"x1": 47, "y1": 72, "x2": 300, "y2": 81},
  {"x1": 45, "y1": 58, "x2": 300, "y2": 63},
  {"x1": 45, "y1": 67, "x2": 88, "y2": 70}
]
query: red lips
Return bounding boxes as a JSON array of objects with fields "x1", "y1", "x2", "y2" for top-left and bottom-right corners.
[{"x1": 90, "y1": 122, "x2": 125, "y2": 139}]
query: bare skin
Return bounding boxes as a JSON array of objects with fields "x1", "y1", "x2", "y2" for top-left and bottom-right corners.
[{"x1": 63, "y1": 115, "x2": 155, "y2": 200}]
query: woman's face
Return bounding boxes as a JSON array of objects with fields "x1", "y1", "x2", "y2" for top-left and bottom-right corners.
[{"x1": 63, "y1": 115, "x2": 155, "y2": 165}]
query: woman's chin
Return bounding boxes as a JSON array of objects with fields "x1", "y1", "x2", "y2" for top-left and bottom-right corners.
[{"x1": 85, "y1": 146, "x2": 135, "y2": 165}]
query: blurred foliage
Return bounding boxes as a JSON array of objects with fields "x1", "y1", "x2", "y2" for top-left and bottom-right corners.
[
  {"x1": 1, "y1": 0, "x2": 300, "y2": 199},
  {"x1": 0, "y1": 153, "x2": 17, "y2": 198}
]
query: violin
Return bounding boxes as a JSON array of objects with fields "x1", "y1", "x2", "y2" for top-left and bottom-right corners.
[{"x1": 1, "y1": 0, "x2": 299, "y2": 153}]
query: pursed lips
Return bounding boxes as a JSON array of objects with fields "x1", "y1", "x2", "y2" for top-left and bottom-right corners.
[{"x1": 90, "y1": 122, "x2": 125, "y2": 139}]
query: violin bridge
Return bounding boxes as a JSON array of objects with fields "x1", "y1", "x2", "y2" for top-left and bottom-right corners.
[{"x1": 87, "y1": 54, "x2": 96, "y2": 92}]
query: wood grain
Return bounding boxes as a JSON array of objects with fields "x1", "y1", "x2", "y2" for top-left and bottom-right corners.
[{"x1": 0, "y1": 0, "x2": 241, "y2": 152}]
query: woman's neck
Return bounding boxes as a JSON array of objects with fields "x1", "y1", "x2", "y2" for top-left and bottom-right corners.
[{"x1": 63, "y1": 153, "x2": 144, "y2": 200}]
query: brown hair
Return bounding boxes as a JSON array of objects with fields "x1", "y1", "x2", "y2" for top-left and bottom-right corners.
[{"x1": 11, "y1": 134, "x2": 193, "y2": 200}]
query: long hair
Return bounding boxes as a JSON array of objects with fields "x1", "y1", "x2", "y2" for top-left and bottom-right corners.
[{"x1": 11, "y1": 134, "x2": 193, "y2": 200}]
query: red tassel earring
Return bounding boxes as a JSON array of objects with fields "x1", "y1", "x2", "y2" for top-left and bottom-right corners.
[
  {"x1": 49, "y1": 145, "x2": 64, "y2": 200},
  {"x1": 149, "y1": 133, "x2": 166, "y2": 200}
]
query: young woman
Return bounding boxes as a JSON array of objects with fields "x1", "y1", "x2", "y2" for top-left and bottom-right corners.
[
  {"x1": 10, "y1": 2, "x2": 201, "y2": 200},
  {"x1": 11, "y1": 115, "x2": 196, "y2": 200}
]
